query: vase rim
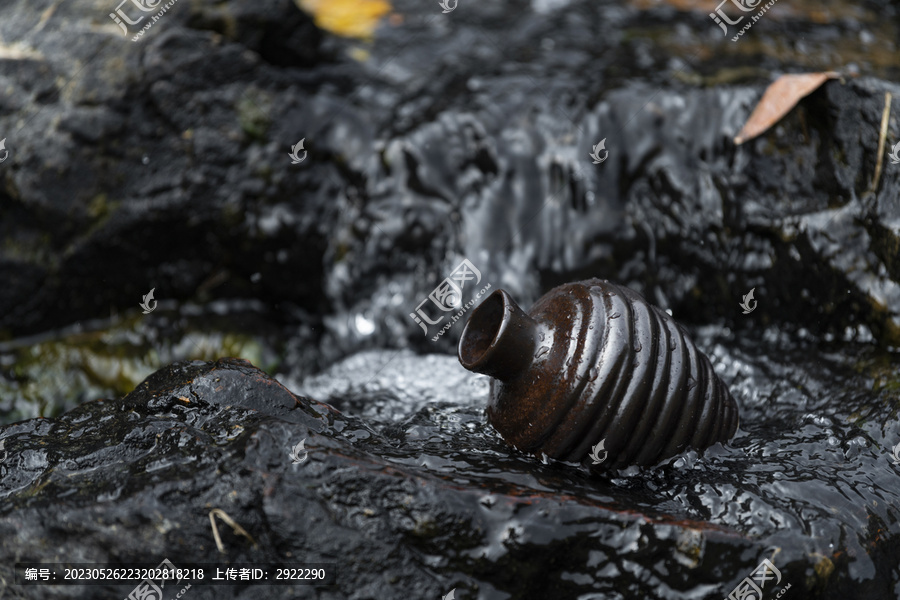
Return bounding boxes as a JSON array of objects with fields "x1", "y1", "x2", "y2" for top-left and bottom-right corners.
[{"x1": 458, "y1": 288, "x2": 509, "y2": 372}]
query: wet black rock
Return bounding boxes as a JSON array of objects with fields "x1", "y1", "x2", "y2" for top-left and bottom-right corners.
[
  {"x1": 0, "y1": 0, "x2": 339, "y2": 336},
  {"x1": 2, "y1": 0, "x2": 899, "y2": 350},
  {"x1": 334, "y1": 74, "x2": 900, "y2": 350},
  {"x1": 1, "y1": 345, "x2": 899, "y2": 599}
]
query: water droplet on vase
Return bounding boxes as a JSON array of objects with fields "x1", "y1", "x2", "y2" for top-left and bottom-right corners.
[
  {"x1": 687, "y1": 377, "x2": 697, "y2": 390},
  {"x1": 609, "y1": 312, "x2": 621, "y2": 319},
  {"x1": 634, "y1": 341, "x2": 642, "y2": 352},
  {"x1": 668, "y1": 339, "x2": 677, "y2": 351},
  {"x1": 565, "y1": 356, "x2": 573, "y2": 367},
  {"x1": 588, "y1": 367, "x2": 599, "y2": 381},
  {"x1": 535, "y1": 346, "x2": 550, "y2": 359}
]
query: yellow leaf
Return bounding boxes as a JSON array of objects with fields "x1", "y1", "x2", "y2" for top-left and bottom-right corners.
[{"x1": 295, "y1": 0, "x2": 392, "y2": 40}]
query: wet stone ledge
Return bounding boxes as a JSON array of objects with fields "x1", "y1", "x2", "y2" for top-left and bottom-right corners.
[{"x1": 0, "y1": 344, "x2": 897, "y2": 599}]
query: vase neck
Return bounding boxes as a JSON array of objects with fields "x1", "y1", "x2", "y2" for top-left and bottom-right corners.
[{"x1": 458, "y1": 289, "x2": 539, "y2": 382}]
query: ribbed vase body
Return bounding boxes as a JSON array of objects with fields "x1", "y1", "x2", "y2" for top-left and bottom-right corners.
[{"x1": 458, "y1": 279, "x2": 739, "y2": 470}]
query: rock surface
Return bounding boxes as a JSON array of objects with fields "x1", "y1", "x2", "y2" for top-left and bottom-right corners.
[{"x1": 1, "y1": 346, "x2": 899, "y2": 599}]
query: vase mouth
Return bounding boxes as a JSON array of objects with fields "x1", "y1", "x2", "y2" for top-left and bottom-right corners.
[
  {"x1": 458, "y1": 288, "x2": 538, "y2": 382},
  {"x1": 458, "y1": 289, "x2": 507, "y2": 372}
]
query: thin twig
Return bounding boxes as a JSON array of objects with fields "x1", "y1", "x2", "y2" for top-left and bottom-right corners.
[
  {"x1": 209, "y1": 508, "x2": 258, "y2": 554},
  {"x1": 869, "y1": 91, "x2": 892, "y2": 195}
]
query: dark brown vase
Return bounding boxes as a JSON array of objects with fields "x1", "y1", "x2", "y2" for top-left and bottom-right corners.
[{"x1": 457, "y1": 279, "x2": 739, "y2": 471}]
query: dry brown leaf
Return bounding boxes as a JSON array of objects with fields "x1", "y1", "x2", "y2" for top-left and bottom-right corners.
[{"x1": 734, "y1": 72, "x2": 841, "y2": 145}]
